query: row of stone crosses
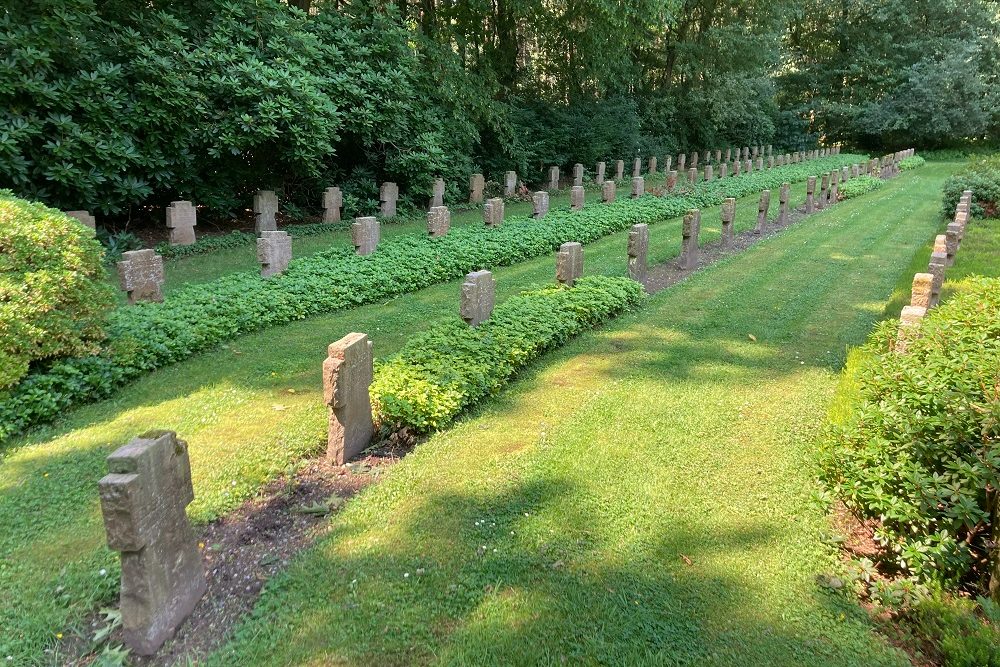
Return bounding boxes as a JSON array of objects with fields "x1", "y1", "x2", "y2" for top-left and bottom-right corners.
[
  {"x1": 94, "y1": 148, "x2": 916, "y2": 657},
  {"x1": 896, "y1": 187, "x2": 972, "y2": 352}
]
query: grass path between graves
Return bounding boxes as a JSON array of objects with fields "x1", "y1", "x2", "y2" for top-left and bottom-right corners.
[
  {"x1": 0, "y1": 164, "x2": 952, "y2": 662},
  {"x1": 205, "y1": 163, "x2": 958, "y2": 665}
]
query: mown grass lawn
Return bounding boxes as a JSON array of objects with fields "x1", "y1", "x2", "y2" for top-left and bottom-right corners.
[
  {"x1": 0, "y1": 164, "x2": 943, "y2": 663},
  {"x1": 204, "y1": 164, "x2": 958, "y2": 665}
]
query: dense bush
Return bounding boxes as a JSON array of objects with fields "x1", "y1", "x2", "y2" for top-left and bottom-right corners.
[
  {"x1": 899, "y1": 156, "x2": 926, "y2": 171},
  {"x1": 820, "y1": 276, "x2": 1000, "y2": 588},
  {"x1": 0, "y1": 192, "x2": 114, "y2": 388},
  {"x1": 942, "y1": 155, "x2": 1000, "y2": 218},
  {"x1": 0, "y1": 155, "x2": 861, "y2": 441},
  {"x1": 371, "y1": 276, "x2": 643, "y2": 432},
  {"x1": 838, "y1": 175, "x2": 884, "y2": 200}
]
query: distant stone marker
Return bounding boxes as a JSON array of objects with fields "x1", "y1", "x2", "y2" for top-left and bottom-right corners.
[
  {"x1": 548, "y1": 166, "x2": 560, "y2": 191},
  {"x1": 556, "y1": 242, "x2": 583, "y2": 286},
  {"x1": 469, "y1": 174, "x2": 485, "y2": 204},
  {"x1": 744, "y1": 159, "x2": 752, "y2": 174},
  {"x1": 627, "y1": 223, "x2": 649, "y2": 285},
  {"x1": 601, "y1": 180, "x2": 617, "y2": 203},
  {"x1": 430, "y1": 178, "x2": 445, "y2": 208},
  {"x1": 379, "y1": 182, "x2": 398, "y2": 217},
  {"x1": 805, "y1": 176, "x2": 817, "y2": 213},
  {"x1": 666, "y1": 170, "x2": 678, "y2": 193},
  {"x1": 719, "y1": 162, "x2": 728, "y2": 179},
  {"x1": 166, "y1": 200, "x2": 197, "y2": 246},
  {"x1": 631, "y1": 176, "x2": 644, "y2": 198},
  {"x1": 99, "y1": 430, "x2": 206, "y2": 655},
  {"x1": 504, "y1": 171, "x2": 517, "y2": 196},
  {"x1": 323, "y1": 332, "x2": 374, "y2": 465},
  {"x1": 633, "y1": 157, "x2": 642, "y2": 178},
  {"x1": 664, "y1": 156, "x2": 672, "y2": 172},
  {"x1": 928, "y1": 235, "x2": 948, "y2": 306},
  {"x1": 65, "y1": 210, "x2": 96, "y2": 234},
  {"x1": 756, "y1": 190, "x2": 770, "y2": 233},
  {"x1": 571, "y1": 186, "x2": 585, "y2": 211},
  {"x1": 427, "y1": 206, "x2": 450, "y2": 237},
  {"x1": 687, "y1": 167, "x2": 697, "y2": 183},
  {"x1": 829, "y1": 170, "x2": 839, "y2": 203},
  {"x1": 691, "y1": 152, "x2": 699, "y2": 169},
  {"x1": 778, "y1": 183, "x2": 790, "y2": 225},
  {"x1": 595, "y1": 162, "x2": 606, "y2": 185},
  {"x1": 720, "y1": 198, "x2": 736, "y2": 250},
  {"x1": 460, "y1": 270, "x2": 495, "y2": 326},
  {"x1": 714, "y1": 149, "x2": 722, "y2": 164},
  {"x1": 724, "y1": 147, "x2": 731, "y2": 162},
  {"x1": 117, "y1": 249, "x2": 164, "y2": 305},
  {"x1": 533, "y1": 191, "x2": 550, "y2": 218},
  {"x1": 615, "y1": 160, "x2": 625, "y2": 180},
  {"x1": 257, "y1": 230, "x2": 291, "y2": 278},
  {"x1": 680, "y1": 210, "x2": 701, "y2": 270},
  {"x1": 733, "y1": 160, "x2": 741, "y2": 177},
  {"x1": 254, "y1": 190, "x2": 278, "y2": 233},
  {"x1": 573, "y1": 163, "x2": 584, "y2": 186},
  {"x1": 484, "y1": 197, "x2": 504, "y2": 227},
  {"x1": 351, "y1": 216, "x2": 380, "y2": 255},
  {"x1": 678, "y1": 153, "x2": 686, "y2": 172},
  {"x1": 323, "y1": 186, "x2": 342, "y2": 222},
  {"x1": 648, "y1": 156, "x2": 657, "y2": 175},
  {"x1": 818, "y1": 173, "x2": 829, "y2": 210},
  {"x1": 704, "y1": 164, "x2": 713, "y2": 182},
  {"x1": 945, "y1": 223, "x2": 961, "y2": 266}
]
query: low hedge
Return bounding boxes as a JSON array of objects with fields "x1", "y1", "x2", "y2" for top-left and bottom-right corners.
[
  {"x1": 0, "y1": 155, "x2": 862, "y2": 442},
  {"x1": 371, "y1": 276, "x2": 643, "y2": 432},
  {"x1": 838, "y1": 175, "x2": 884, "y2": 200},
  {"x1": 899, "y1": 155, "x2": 926, "y2": 171},
  {"x1": 819, "y1": 276, "x2": 1000, "y2": 588},
  {"x1": 942, "y1": 155, "x2": 1000, "y2": 219}
]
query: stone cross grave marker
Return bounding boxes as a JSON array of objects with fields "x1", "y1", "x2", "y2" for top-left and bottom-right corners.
[
  {"x1": 666, "y1": 170, "x2": 678, "y2": 192},
  {"x1": 895, "y1": 305, "x2": 926, "y2": 353},
  {"x1": 615, "y1": 160, "x2": 625, "y2": 180},
  {"x1": 573, "y1": 163, "x2": 584, "y2": 186},
  {"x1": 548, "y1": 166, "x2": 560, "y2": 190},
  {"x1": 257, "y1": 230, "x2": 291, "y2": 278},
  {"x1": 744, "y1": 159, "x2": 752, "y2": 174},
  {"x1": 323, "y1": 186, "x2": 342, "y2": 222},
  {"x1": 910, "y1": 273, "x2": 934, "y2": 311},
  {"x1": 704, "y1": 165, "x2": 713, "y2": 182},
  {"x1": 556, "y1": 242, "x2": 583, "y2": 286},
  {"x1": 601, "y1": 180, "x2": 616, "y2": 203},
  {"x1": 596, "y1": 162, "x2": 606, "y2": 185},
  {"x1": 430, "y1": 178, "x2": 445, "y2": 208},
  {"x1": 628, "y1": 223, "x2": 649, "y2": 286},
  {"x1": 324, "y1": 333, "x2": 374, "y2": 465},
  {"x1": 680, "y1": 210, "x2": 701, "y2": 270},
  {"x1": 805, "y1": 176, "x2": 817, "y2": 213},
  {"x1": 571, "y1": 186, "x2": 585, "y2": 211},
  {"x1": 98, "y1": 430, "x2": 206, "y2": 655},
  {"x1": 505, "y1": 171, "x2": 517, "y2": 196},
  {"x1": 678, "y1": 153, "x2": 686, "y2": 172},
  {"x1": 733, "y1": 160, "x2": 741, "y2": 177},
  {"x1": 65, "y1": 210, "x2": 96, "y2": 234},
  {"x1": 830, "y1": 171, "x2": 839, "y2": 203},
  {"x1": 945, "y1": 223, "x2": 961, "y2": 266},
  {"x1": 166, "y1": 200, "x2": 197, "y2": 246},
  {"x1": 725, "y1": 147, "x2": 731, "y2": 162},
  {"x1": 428, "y1": 206, "x2": 450, "y2": 237},
  {"x1": 691, "y1": 152, "x2": 699, "y2": 169},
  {"x1": 631, "y1": 176, "x2": 644, "y2": 198},
  {"x1": 648, "y1": 156, "x2": 657, "y2": 175},
  {"x1": 533, "y1": 191, "x2": 550, "y2": 218},
  {"x1": 632, "y1": 158, "x2": 642, "y2": 178},
  {"x1": 254, "y1": 190, "x2": 278, "y2": 233},
  {"x1": 714, "y1": 149, "x2": 722, "y2": 163},
  {"x1": 719, "y1": 162, "x2": 728, "y2": 179},
  {"x1": 664, "y1": 156, "x2": 672, "y2": 172},
  {"x1": 469, "y1": 174, "x2": 485, "y2": 204},
  {"x1": 778, "y1": 182, "x2": 790, "y2": 225},
  {"x1": 818, "y1": 174, "x2": 829, "y2": 210},
  {"x1": 484, "y1": 198, "x2": 504, "y2": 227},
  {"x1": 928, "y1": 235, "x2": 948, "y2": 306},
  {"x1": 687, "y1": 167, "x2": 697, "y2": 183},
  {"x1": 117, "y1": 249, "x2": 164, "y2": 305},
  {"x1": 379, "y1": 182, "x2": 398, "y2": 217},
  {"x1": 351, "y1": 216, "x2": 380, "y2": 255},
  {"x1": 460, "y1": 270, "x2": 495, "y2": 327},
  {"x1": 756, "y1": 190, "x2": 770, "y2": 233},
  {"x1": 720, "y1": 198, "x2": 736, "y2": 250}
]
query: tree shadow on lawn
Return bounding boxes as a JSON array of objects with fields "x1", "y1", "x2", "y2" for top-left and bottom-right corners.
[{"x1": 219, "y1": 475, "x2": 901, "y2": 666}]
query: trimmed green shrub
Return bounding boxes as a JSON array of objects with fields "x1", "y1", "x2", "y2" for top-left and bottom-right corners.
[
  {"x1": 820, "y1": 276, "x2": 1000, "y2": 587},
  {"x1": 899, "y1": 155, "x2": 926, "y2": 171},
  {"x1": 0, "y1": 192, "x2": 114, "y2": 388},
  {"x1": 0, "y1": 155, "x2": 862, "y2": 442},
  {"x1": 839, "y1": 175, "x2": 884, "y2": 200},
  {"x1": 371, "y1": 276, "x2": 643, "y2": 432},
  {"x1": 942, "y1": 155, "x2": 1000, "y2": 218}
]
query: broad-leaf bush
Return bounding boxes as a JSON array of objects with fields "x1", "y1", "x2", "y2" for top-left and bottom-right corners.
[
  {"x1": 942, "y1": 155, "x2": 1000, "y2": 218},
  {"x1": 371, "y1": 276, "x2": 643, "y2": 432},
  {"x1": 839, "y1": 175, "x2": 884, "y2": 200},
  {"x1": 820, "y1": 276, "x2": 1000, "y2": 587},
  {"x1": 0, "y1": 192, "x2": 113, "y2": 388},
  {"x1": 899, "y1": 155, "x2": 926, "y2": 171},
  {"x1": 0, "y1": 155, "x2": 861, "y2": 441}
]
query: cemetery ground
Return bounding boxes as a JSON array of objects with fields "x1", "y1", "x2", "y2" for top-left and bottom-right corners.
[{"x1": 0, "y1": 162, "x2": 965, "y2": 664}]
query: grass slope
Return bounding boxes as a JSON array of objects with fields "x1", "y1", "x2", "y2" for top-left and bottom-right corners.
[
  {"x1": 0, "y1": 165, "x2": 942, "y2": 662},
  {"x1": 208, "y1": 164, "x2": 958, "y2": 665}
]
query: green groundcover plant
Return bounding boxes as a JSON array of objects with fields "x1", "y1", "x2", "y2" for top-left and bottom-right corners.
[
  {"x1": 820, "y1": 276, "x2": 1000, "y2": 588},
  {"x1": 942, "y1": 155, "x2": 1000, "y2": 218},
  {"x1": 0, "y1": 192, "x2": 114, "y2": 389},
  {"x1": 371, "y1": 276, "x2": 643, "y2": 432},
  {"x1": 839, "y1": 175, "x2": 885, "y2": 200},
  {"x1": 0, "y1": 155, "x2": 860, "y2": 442},
  {"x1": 899, "y1": 156, "x2": 926, "y2": 171},
  {"x1": 153, "y1": 221, "x2": 350, "y2": 262}
]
